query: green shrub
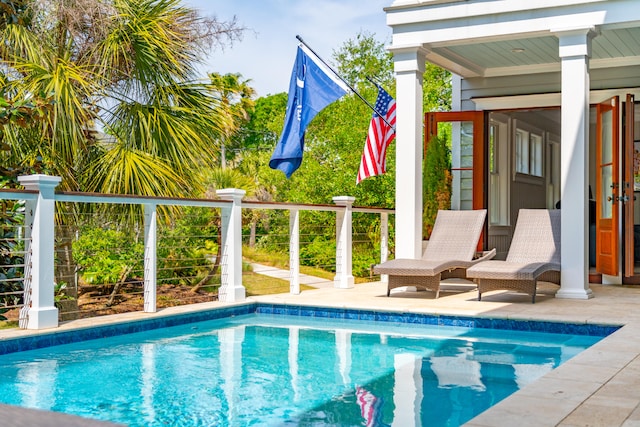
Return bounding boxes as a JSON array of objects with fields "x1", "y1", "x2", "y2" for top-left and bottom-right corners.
[
  {"x1": 73, "y1": 228, "x2": 144, "y2": 284},
  {"x1": 300, "y1": 237, "x2": 336, "y2": 272},
  {"x1": 423, "y1": 134, "x2": 452, "y2": 238}
]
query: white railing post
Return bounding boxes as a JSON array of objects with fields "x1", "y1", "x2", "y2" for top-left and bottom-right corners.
[
  {"x1": 289, "y1": 208, "x2": 300, "y2": 295},
  {"x1": 380, "y1": 212, "x2": 389, "y2": 284},
  {"x1": 333, "y1": 196, "x2": 355, "y2": 289},
  {"x1": 216, "y1": 189, "x2": 246, "y2": 302},
  {"x1": 143, "y1": 203, "x2": 157, "y2": 312},
  {"x1": 18, "y1": 174, "x2": 61, "y2": 329}
]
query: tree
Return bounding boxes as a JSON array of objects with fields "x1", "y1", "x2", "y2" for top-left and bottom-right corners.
[
  {"x1": 1, "y1": 0, "x2": 245, "y2": 195},
  {"x1": 0, "y1": 0, "x2": 247, "y2": 310},
  {"x1": 207, "y1": 72, "x2": 256, "y2": 168}
]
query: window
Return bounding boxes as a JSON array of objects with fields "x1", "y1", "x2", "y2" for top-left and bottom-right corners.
[
  {"x1": 515, "y1": 127, "x2": 543, "y2": 178},
  {"x1": 515, "y1": 129, "x2": 529, "y2": 174},
  {"x1": 530, "y1": 133, "x2": 543, "y2": 177}
]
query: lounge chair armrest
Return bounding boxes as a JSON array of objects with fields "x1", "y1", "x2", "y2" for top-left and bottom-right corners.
[{"x1": 474, "y1": 248, "x2": 496, "y2": 263}]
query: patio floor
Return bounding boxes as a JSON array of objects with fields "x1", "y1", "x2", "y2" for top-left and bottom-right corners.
[{"x1": 2, "y1": 279, "x2": 640, "y2": 426}]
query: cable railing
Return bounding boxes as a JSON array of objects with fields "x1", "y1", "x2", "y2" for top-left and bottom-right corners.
[{"x1": 0, "y1": 175, "x2": 394, "y2": 330}]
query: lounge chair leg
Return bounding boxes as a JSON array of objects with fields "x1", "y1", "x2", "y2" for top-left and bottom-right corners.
[
  {"x1": 387, "y1": 288, "x2": 390, "y2": 297},
  {"x1": 532, "y1": 293, "x2": 536, "y2": 304},
  {"x1": 435, "y1": 289, "x2": 440, "y2": 299},
  {"x1": 478, "y1": 292, "x2": 482, "y2": 301}
]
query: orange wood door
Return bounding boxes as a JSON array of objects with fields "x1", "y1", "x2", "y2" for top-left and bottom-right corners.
[
  {"x1": 425, "y1": 111, "x2": 487, "y2": 249},
  {"x1": 596, "y1": 96, "x2": 620, "y2": 276}
]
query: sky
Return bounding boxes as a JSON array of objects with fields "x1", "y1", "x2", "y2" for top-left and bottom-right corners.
[{"x1": 184, "y1": 0, "x2": 392, "y2": 97}]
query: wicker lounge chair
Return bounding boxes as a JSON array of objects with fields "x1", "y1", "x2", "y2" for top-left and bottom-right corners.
[
  {"x1": 373, "y1": 209, "x2": 495, "y2": 298},
  {"x1": 467, "y1": 209, "x2": 561, "y2": 304}
]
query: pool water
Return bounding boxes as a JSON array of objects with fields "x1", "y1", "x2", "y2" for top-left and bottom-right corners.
[{"x1": 0, "y1": 313, "x2": 604, "y2": 426}]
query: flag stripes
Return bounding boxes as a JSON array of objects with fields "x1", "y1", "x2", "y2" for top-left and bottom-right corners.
[{"x1": 356, "y1": 86, "x2": 396, "y2": 184}]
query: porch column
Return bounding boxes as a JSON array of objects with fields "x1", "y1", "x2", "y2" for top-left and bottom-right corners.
[
  {"x1": 18, "y1": 174, "x2": 61, "y2": 329},
  {"x1": 555, "y1": 28, "x2": 595, "y2": 300},
  {"x1": 392, "y1": 46, "x2": 427, "y2": 259},
  {"x1": 216, "y1": 188, "x2": 246, "y2": 302}
]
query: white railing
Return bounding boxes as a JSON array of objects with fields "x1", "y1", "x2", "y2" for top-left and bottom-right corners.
[{"x1": 0, "y1": 174, "x2": 393, "y2": 330}]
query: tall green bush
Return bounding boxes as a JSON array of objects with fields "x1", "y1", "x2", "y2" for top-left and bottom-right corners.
[{"x1": 423, "y1": 134, "x2": 452, "y2": 238}]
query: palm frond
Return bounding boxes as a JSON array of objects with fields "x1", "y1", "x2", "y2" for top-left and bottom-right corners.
[{"x1": 83, "y1": 142, "x2": 193, "y2": 197}]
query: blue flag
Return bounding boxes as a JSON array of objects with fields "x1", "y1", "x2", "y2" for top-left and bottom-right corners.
[{"x1": 269, "y1": 45, "x2": 348, "y2": 178}]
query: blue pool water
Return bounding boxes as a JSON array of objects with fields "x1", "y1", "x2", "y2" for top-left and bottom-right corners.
[{"x1": 0, "y1": 307, "x2": 613, "y2": 426}]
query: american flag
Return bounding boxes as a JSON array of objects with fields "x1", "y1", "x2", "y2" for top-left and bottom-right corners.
[{"x1": 356, "y1": 85, "x2": 396, "y2": 184}]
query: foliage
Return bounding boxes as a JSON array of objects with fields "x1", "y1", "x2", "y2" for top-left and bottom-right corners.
[
  {"x1": 156, "y1": 205, "x2": 220, "y2": 286},
  {"x1": 300, "y1": 237, "x2": 336, "y2": 272},
  {"x1": 423, "y1": 134, "x2": 452, "y2": 238},
  {"x1": 0, "y1": 193, "x2": 24, "y2": 317},
  {"x1": 1, "y1": 0, "x2": 245, "y2": 195},
  {"x1": 334, "y1": 31, "x2": 394, "y2": 90},
  {"x1": 73, "y1": 228, "x2": 144, "y2": 285}
]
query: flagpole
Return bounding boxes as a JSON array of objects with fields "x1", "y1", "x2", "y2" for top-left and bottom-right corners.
[{"x1": 296, "y1": 35, "x2": 395, "y2": 131}]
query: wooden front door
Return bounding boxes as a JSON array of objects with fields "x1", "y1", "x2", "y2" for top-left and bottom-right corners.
[{"x1": 595, "y1": 96, "x2": 620, "y2": 276}]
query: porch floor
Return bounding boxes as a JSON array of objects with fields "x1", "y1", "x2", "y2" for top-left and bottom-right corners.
[{"x1": 2, "y1": 279, "x2": 640, "y2": 426}]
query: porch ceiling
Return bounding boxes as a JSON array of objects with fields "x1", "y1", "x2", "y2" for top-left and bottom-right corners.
[{"x1": 386, "y1": 0, "x2": 640, "y2": 79}]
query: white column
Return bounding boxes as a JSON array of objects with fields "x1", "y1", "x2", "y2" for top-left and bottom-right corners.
[
  {"x1": 289, "y1": 208, "x2": 300, "y2": 294},
  {"x1": 18, "y1": 174, "x2": 61, "y2": 329},
  {"x1": 143, "y1": 203, "x2": 157, "y2": 312},
  {"x1": 216, "y1": 189, "x2": 246, "y2": 302},
  {"x1": 554, "y1": 28, "x2": 595, "y2": 300},
  {"x1": 392, "y1": 353, "x2": 423, "y2": 427},
  {"x1": 333, "y1": 196, "x2": 355, "y2": 289},
  {"x1": 392, "y1": 47, "x2": 426, "y2": 259},
  {"x1": 380, "y1": 212, "x2": 389, "y2": 283}
]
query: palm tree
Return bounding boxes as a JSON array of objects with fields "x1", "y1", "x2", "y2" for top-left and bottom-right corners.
[
  {"x1": 207, "y1": 72, "x2": 256, "y2": 169},
  {"x1": 0, "y1": 0, "x2": 247, "y2": 306},
  {"x1": 1, "y1": 0, "x2": 245, "y2": 194}
]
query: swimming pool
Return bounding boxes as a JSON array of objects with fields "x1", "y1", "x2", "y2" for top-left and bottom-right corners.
[{"x1": 0, "y1": 304, "x2": 618, "y2": 426}]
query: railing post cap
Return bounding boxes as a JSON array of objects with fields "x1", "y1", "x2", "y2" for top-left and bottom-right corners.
[
  {"x1": 216, "y1": 188, "x2": 246, "y2": 201},
  {"x1": 333, "y1": 196, "x2": 355, "y2": 206},
  {"x1": 18, "y1": 174, "x2": 62, "y2": 188}
]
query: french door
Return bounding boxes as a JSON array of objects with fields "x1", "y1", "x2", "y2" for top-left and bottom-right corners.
[
  {"x1": 595, "y1": 94, "x2": 637, "y2": 278},
  {"x1": 595, "y1": 96, "x2": 619, "y2": 276},
  {"x1": 424, "y1": 111, "x2": 488, "y2": 248}
]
